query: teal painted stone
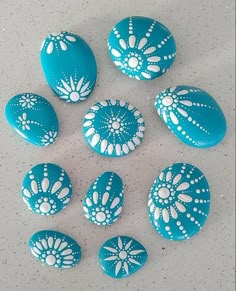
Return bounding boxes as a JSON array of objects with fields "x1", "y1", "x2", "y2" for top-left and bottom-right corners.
[
  {"x1": 99, "y1": 236, "x2": 148, "y2": 278},
  {"x1": 83, "y1": 172, "x2": 124, "y2": 225},
  {"x1": 22, "y1": 163, "x2": 72, "y2": 215},
  {"x1": 29, "y1": 230, "x2": 81, "y2": 268},
  {"x1": 83, "y1": 99, "x2": 145, "y2": 157},
  {"x1": 148, "y1": 163, "x2": 210, "y2": 241},
  {"x1": 41, "y1": 31, "x2": 97, "y2": 103},
  {"x1": 5, "y1": 93, "x2": 59, "y2": 146},
  {"x1": 108, "y1": 16, "x2": 176, "y2": 80},
  {"x1": 155, "y1": 86, "x2": 227, "y2": 148}
]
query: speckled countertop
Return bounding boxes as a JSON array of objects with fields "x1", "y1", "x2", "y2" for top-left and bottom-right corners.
[{"x1": 0, "y1": 0, "x2": 235, "y2": 290}]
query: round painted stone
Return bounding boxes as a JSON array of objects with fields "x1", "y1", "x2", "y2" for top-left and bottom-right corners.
[
  {"x1": 148, "y1": 163, "x2": 210, "y2": 241},
  {"x1": 83, "y1": 172, "x2": 124, "y2": 225},
  {"x1": 5, "y1": 93, "x2": 59, "y2": 146},
  {"x1": 22, "y1": 163, "x2": 72, "y2": 215},
  {"x1": 108, "y1": 16, "x2": 176, "y2": 80},
  {"x1": 99, "y1": 236, "x2": 148, "y2": 278},
  {"x1": 41, "y1": 31, "x2": 97, "y2": 103},
  {"x1": 29, "y1": 230, "x2": 81, "y2": 268},
  {"x1": 155, "y1": 86, "x2": 227, "y2": 148},
  {"x1": 83, "y1": 99, "x2": 145, "y2": 157}
]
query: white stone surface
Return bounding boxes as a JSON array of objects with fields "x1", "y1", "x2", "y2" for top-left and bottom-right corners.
[{"x1": 0, "y1": 0, "x2": 235, "y2": 290}]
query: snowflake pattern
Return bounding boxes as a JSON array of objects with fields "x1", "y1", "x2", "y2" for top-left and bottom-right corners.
[
  {"x1": 99, "y1": 236, "x2": 148, "y2": 278},
  {"x1": 17, "y1": 113, "x2": 31, "y2": 130},
  {"x1": 148, "y1": 163, "x2": 210, "y2": 240},
  {"x1": 19, "y1": 93, "x2": 37, "y2": 108},
  {"x1": 41, "y1": 131, "x2": 58, "y2": 146}
]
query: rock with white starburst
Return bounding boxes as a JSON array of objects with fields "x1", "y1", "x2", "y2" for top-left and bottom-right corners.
[
  {"x1": 5, "y1": 93, "x2": 59, "y2": 146},
  {"x1": 83, "y1": 99, "x2": 145, "y2": 157},
  {"x1": 99, "y1": 236, "x2": 148, "y2": 278},
  {"x1": 40, "y1": 31, "x2": 97, "y2": 103},
  {"x1": 148, "y1": 163, "x2": 210, "y2": 241},
  {"x1": 83, "y1": 172, "x2": 124, "y2": 225},
  {"x1": 29, "y1": 230, "x2": 81, "y2": 268},
  {"x1": 108, "y1": 16, "x2": 176, "y2": 80},
  {"x1": 22, "y1": 163, "x2": 72, "y2": 215},
  {"x1": 155, "y1": 86, "x2": 227, "y2": 147}
]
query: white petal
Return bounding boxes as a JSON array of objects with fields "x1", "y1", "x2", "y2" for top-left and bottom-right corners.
[
  {"x1": 93, "y1": 191, "x2": 98, "y2": 204},
  {"x1": 176, "y1": 182, "x2": 189, "y2": 191},
  {"x1": 138, "y1": 37, "x2": 147, "y2": 49},
  {"x1": 166, "y1": 171, "x2": 172, "y2": 181},
  {"x1": 128, "y1": 141, "x2": 135, "y2": 151},
  {"x1": 85, "y1": 113, "x2": 95, "y2": 119},
  {"x1": 170, "y1": 206, "x2": 178, "y2": 219},
  {"x1": 41, "y1": 239, "x2": 48, "y2": 249},
  {"x1": 70, "y1": 76, "x2": 75, "y2": 91},
  {"x1": 129, "y1": 35, "x2": 136, "y2": 48},
  {"x1": 23, "y1": 189, "x2": 31, "y2": 198},
  {"x1": 116, "y1": 144, "x2": 121, "y2": 156},
  {"x1": 48, "y1": 237, "x2": 53, "y2": 248},
  {"x1": 57, "y1": 188, "x2": 70, "y2": 199},
  {"x1": 104, "y1": 255, "x2": 118, "y2": 261},
  {"x1": 91, "y1": 134, "x2": 100, "y2": 146},
  {"x1": 119, "y1": 39, "x2": 127, "y2": 49},
  {"x1": 107, "y1": 144, "x2": 113, "y2": 155},
  {"x1": 31, "y1": 180, "x2": 38, "y2": 194},
  {"x1": 177, "y1": 107, "x2": 188, "y2": 117},
  {"x1": 85, "y1": 198, "x2": 92, "y2": 207},
  {"x1": 60, "y1": 41, "x2": 67, "y2": 51},
  {"x1": 80, "y1": 81, "x2": 90, "y2": 93},
  {"x1": 46, "y1": 41, "x2": 53, "y2": 54},
  {"x1": 154, "y1": 207, "x2": 160, "y2": 220},
  {"x1": 178, "y1": 194, "x2": 192, "y2": 203},
  {"x1": 129, "y1": 258, "x2": 141, "y2": 265},
  {"x1": 85, "y1": 128, "x2": 95, "y2": 137},
  {"x1": 147, "y1": 56, "x2": 161, "y2": 62},
  {"x1": 177, "y1": 90, "x2": 188, "y2": 95},
  {"x1": 81, "y1": 90, "x2": 91, "y2": 97},
  {"x1": 103, "y1": 246, "x2": 118, "y2": 253},
  {"x1": 162, "y1": 111, "x2": 167, "y2": 123},
  {"x1": 133, "y1": 137, "x2": 140, "y2": 145},
  {"x1": 129, "y1": 250, "x2": 144, "y2": 255},
  {"x1": 170, "y1": 111, "x2": 179, "y2": 124},
  {"x1": 115, "y1": 261, "x2": 122, "y2": 275},
  {"x1": 61, "y1": 249, "x2": 72, "y2": 256},
  {"x1": 41, "y1": 178, "x2": 49, "y2": 192},
  {"x1": 144, "y1": 47, "x2": 156, "y2": 54},
  {"x1": 180, "y1": 100, "x2": 192, "y2": 106},
  {"x1": 61, "y1": 80, "x2": 72, "y2": 92},
  {"x1": 147, "y1": 65, "x2": 160, "y2": 72},
  {"x1": 100, "y1": 139, "x2": 108, "y2": 153},
  {"x1": 124, "y1": 240, "x2": 132, "y2": 250},
  {"x1": 58, "y1": 241, "x2": 68, "y2": 251},
  {"x1": 32, "y1": 247, "x2": 41, "y2": 255},
  {"x1": 56, "y1": 86, "x2": 69, "y2": 95},
  {"x1": 123, "y1": 261, "x2": 129, "y2": 275},
  {"x1": 51, "y1": 181, "x2": 62, "y2": 194},
  {"x1": 141, "y1": 72, "x2": 151, "y2": 79},
  {"x1": 173, "y1": 174, "x2": 182, "y2": 185},
  {"x1": 102, "y1": 192, "x2": 109, "y2": 205},
  {"x1": 65, "y1": 35, "x2": 76, "y2": 42},
  {"x1": 122, "y1": 144, "x2": 129, "y2": 154},
  {"x1": 118, "y1": 237, "x2": 122, "y2": 249},
  {"x1": 76, "y1": 77, "x2": 84, "y2": 91},
  {"x1": 110, "y1": 197, "x2": 120, "y2": 209},
  {"x1": 114, "y1": 207, "x2": 122, "y2": 216},
  {"x1": 54, "y1": 238, "x2": 61, "y2": 249},
  {"x1": 162, "y1": 208, "x2": 169, "y2": 223},
  {"x1": 111, "y1": 49, "x2": 121, "y2": 57},
  {"x1": 175, "y1": 201, "x2": 186, "y2": 213}
]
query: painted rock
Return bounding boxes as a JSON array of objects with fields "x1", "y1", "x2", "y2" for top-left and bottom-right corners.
[
  {"x1": 41, "y1": 31, "x2": 97, "y2": 103},
  {"x1": 99, "y1": 236, "x2": 148, "y2": 278},
  {"x1": 83, "y1": 172, "x2": 124, "y2": 225},
  {"x1": 148, "y1": 163, "x2": 210, "y2": 241},
  {"x1": 83, "y1": 99, "x2": 145, "y2": 157},
  {"x1": 29, "y1": 230, "x2": 81, "y2": 268},
  {"x1": 108, "y1": 16, "x2": 176, "y2": 80},
  {"x1": 5, "y1": 93, "x2": 59, "y2": 146},
  {"x1": 22, "y1": 163, "x2": 72, "y2": 215},
  {"x1": 155, "y1": 86, "x2": 227, "y2": 147}
]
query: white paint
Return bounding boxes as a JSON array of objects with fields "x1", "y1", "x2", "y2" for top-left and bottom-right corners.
[
  {"x1": 129, "y1": 35, "x2": 136, "y2": 48},
  {"x1": 178, "y1": 194, "x2": 192, "y2": 202},
  {"x1": 177, "y1": 182, "x2": 190, "y2": 191},
  {"x1": 91, "y1": 134, "x2": 100, "y2": 146},
  {"x1": 128, "y1": 57, "x2": 138, "y2": 68},
  {"x1": 102, "y1": 192, "x2": 109, "y2": 205},
  {"x1": 96, "y1": 211, "x2": 106, "y2": 222},
  {"x1": 162, "y1": 208, "x2": 169, "y2": 223},
  {"x1": 170, "y1": 206, "x2": 178, "y2": 219},
  {"x1": 51, "y1": 181, "x2": 62, "y2": 194},
  {"x1": 111, "y1": 197, "x2": 120, "y2": 209},
  {"x1": 39, "y1": 202, "x2": 51, "y2": 213},
  {"x1": 162, "y1": 96, "x2": 173, "y2": 106},
  {"x1": 158, "y1": 187, "x2": 170, "y2": 199},
  {"x1": 41, "y1": 178, "x2": 49, "y2": 192},
  {"x1": 175, "y1": 201, "x2": 186, "y2": 213},
  {"x1": 57, "y1": 188, "x2": 69, "y2": 199}
]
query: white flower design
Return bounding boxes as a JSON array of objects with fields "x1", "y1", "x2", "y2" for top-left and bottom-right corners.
[
  {"x1": 41, "y1": 131, "x2": 58, "y2": 146},
  {"x1": 56, "y1": 76, "x2": 92, "y2": 102},
  {"x1": 17, "y1": 113, "x2": 31, "y2": 130},
  {"x1": 42, "y1": 31, "x2": 77, "y2": 55},
  {"x1": 19, "y1": 93, "x2": 37, "y2": 108},
  {"x1": 103, "y1": 236, "x2": 146, "y2": 277}
]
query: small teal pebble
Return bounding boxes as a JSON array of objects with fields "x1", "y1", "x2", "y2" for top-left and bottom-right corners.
[
  {"x1": 41, "y1": 31, "x2": 97, "y2": 103},
  {"x1": 99, "y1": 236, "x2": 148, "y2": 278},
  {"x1": 83, "y1": 172, "x2": 124, "y2": 225},
  {"x1": 22, "y1": 163, "x2": 72, "y2": 215},
  {"x1": 5, "y1": 93, "x2": 59, "y2": 146},
  {"x1": 155, "y1": 86, "x2": 227, "y2": 147},
  {"x1": 83, "y1": 99, "x2": 145, "y2": 157},
  {"x1": 148, "y1": 163, "x2": 210, "y2": 241},
  {"x1": 108, "y1": 16, "x2": 176, "y2": 80},
  {"x1": 29, "y1": 230, "x2": 81, "y2": 268}
]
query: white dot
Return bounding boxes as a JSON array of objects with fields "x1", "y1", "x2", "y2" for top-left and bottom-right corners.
[
  {"x1": 96, "y1": 212, "x2": 106, "y2": 222},
  {"x1": 70, "y1": 92, "x2": 80, "y2": 101},
  {"x1": 46, "y1": 255, "x2": 56, "y2": 265},
  {"x1": 128, "y1": 57, "x2": 139, "y2": 68},
  {"x1": 162, "y1": 96, "x2": 173, "y2": 106},
  {"x1": 40, "y1": 202, "x2": 51, "y2": 213},
  {"x1": 119, "y1": 251, "x2": 127, "y2": 260},
  {"x1": 158, "y1": 187, "x2": 170, "y2": 199}
]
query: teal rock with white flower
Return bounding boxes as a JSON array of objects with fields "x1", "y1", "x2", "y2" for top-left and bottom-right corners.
[
  {"x1": 5, "y1": 93, "x2": 59, "y2": 146},
  {"x1": 148, "y1": 163, "x2": 210, "y2": 241},
  {"x1": 29, "y1": 230, "x2": 81, "y2": 268},
  {"x1": 99, "y1": 236, "x2": 148, "y2": 278},
  {"x1": 41, "y1": 31, "x2": 97, "y2": 103},
  {"x1": 155, "y1": 86, "x2": 227, "y2": 147},
  {"x1": 108, "y1": 16, "x2": 176, "y2": 80},
  {"x1": 83, "y1": 172, "x2": 124, "y2": 225},
  {"x1": 22, "y1": 163, "x2": 72, "y2": 215},
  {"x1": 83, "y1": 99, "x2": 145, "y2": 157}
]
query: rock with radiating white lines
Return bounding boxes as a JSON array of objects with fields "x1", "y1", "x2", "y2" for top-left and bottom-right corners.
[
  {"x1": 148, "y1": 163, "x2": 210, "y2": 240},
  {"x1": 29, "y1": 230, "x2": 81, "y2": 268},
  {"x1": 99, "y1": 235, "x2": 148, "y2": 278},
  {"x1": 41, "y1": 31, "x2": 97, "y2": 103},
  {"x1": 83, "y1": 172, "x2": 124, "y2": 225},
  {"x1": 155, "y1": 86, "x2": 226, "y2": 147}
]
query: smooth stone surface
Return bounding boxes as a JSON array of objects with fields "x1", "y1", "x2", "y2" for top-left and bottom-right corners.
[
  {"x1": 148, "y1": 163, "x2": 210, "y2": 241},
  {"x1": 83, "y1": 99, "x2": 145, "y2": 157},
  {"x1": 108, "y1": 16, "x2": 176, "y2": 80},
  {"x1": 83, "y1": 171, "x2": 124, "y2": 225},
  {"x1": 5, "y1": 93, "x2": 59, "y2": 146},
  {"x1": 155, "y1": 86, "x2": 227, "y2": 148},
  {"x1": 29, "y1": 230, "x2": 81, "y2": 268},
  {"x1": 22, "y1": 163, "x2": 72, "y2": 215},
  {"x1": 41, "y1": 31, "x2": 97, "y2": 103},
  {"x1": 99, "y1": 236, "x2": 148, "y2": 278}
]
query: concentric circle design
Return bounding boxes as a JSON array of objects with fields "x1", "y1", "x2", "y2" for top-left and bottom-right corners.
[
  {"x1": 148, "y1": 163, "x2": 210, "y2": 241},
  {"x1": 21, "y1": 163, "x2": 72, "y2": 215},
  {"x1": 83, "y1": 100, "x2": 145, "y2": 157}
]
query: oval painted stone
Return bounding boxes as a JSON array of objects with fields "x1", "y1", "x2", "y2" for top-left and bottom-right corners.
[
  {"x1": 22, "y1": 163, "x2": 72, "y2": 215},
  {"x1": 108, "y1": 16, "x2": 176, "y2": 80},
  {"x1": 41, "y1": 31, "x2": 97, "y2": 103},
  {"x1": 148, "y1": 163, "x2": 210, "y2": 241},
  {"x1": 155, "y1": 86, "x2": 227, "y2": 148},
  {"x1": 83, "y1": 99, "x2": 145, "y2": 157},
  {"x1": 83, "y1": 172, "x2": 124, "y2": 225},
  {"x1": 99, "y1": 236, "x2": 148, "y2": 278},
  {"x1": 29, "y1": 230, "x2": 81, "y2": 268},
  {"x1": 5, "y1": 93, "x2": 59, "y2": 146}
]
